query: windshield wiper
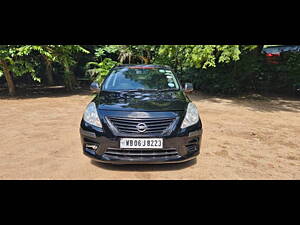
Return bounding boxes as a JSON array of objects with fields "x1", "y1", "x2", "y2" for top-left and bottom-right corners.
[
  {"x1": 122, "y1": 89, "x2": 158, "y2": 93},
  {"x1": 103, "y1": 88, "x2": 178, "y2": 93},
  {"x1": 158, "y1": 88, "x2": 180, "y2": 92},
  {"x1": 125, "y1": 88, "x2": 179, "y2": 92}
]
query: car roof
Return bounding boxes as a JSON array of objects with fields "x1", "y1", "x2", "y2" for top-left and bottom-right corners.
[{"x1": 114, "y1": 64, "x2": 172, "y2": 69}]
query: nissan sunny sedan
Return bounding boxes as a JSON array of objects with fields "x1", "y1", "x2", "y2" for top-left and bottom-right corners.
[{"x1": 80, "y1": 65, "x2": 203, "y2": 164}]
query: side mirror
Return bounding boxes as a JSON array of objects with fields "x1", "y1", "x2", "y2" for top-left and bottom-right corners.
[
  {"x1": 184, "y1": 83, "x2": 194, "y2": 93},
  {"x1": 90, "y1": 82, "x2": 100, "y2": 93}
]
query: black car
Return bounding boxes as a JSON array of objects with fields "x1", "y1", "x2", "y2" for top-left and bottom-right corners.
[{"x1": 80, "y1": 65, "x2": 203, "y2": 164}]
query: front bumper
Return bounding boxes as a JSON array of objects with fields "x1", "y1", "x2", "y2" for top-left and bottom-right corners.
[{"x1": 80, "y1": 125, "x2": 203, "y2": 165}]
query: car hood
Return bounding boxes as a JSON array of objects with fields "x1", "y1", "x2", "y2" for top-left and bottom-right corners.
[{"x1": 94, "y1": 91, "x2": 190, "y2": 111}]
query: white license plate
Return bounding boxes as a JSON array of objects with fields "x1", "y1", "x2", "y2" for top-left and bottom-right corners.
[{"x1": 120, "y1": 138, "x2": 163, "y2": 149}]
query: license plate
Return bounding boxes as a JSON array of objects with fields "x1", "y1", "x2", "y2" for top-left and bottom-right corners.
[{"x1": 120, "y1": 138, "x2": 163, "y2": 149}]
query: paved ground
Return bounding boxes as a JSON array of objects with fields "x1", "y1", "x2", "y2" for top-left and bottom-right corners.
[{"x1": 0, "y1": 89, "x2": 299, "y2": 179}]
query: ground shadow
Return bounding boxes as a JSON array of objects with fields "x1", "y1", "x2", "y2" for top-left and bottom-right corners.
[
  {"x1": 231, "y1": 97, "x2": 300, "y2": 113},
  {"x1": 91, "y1": 158, "x2": 197, "y2": 172},
  {"x1": 190, "y1": 92, "x2": 300, "y2": 113},
  {"x1": 0, "y1": 86, "x2": 93, "y2": 100}
]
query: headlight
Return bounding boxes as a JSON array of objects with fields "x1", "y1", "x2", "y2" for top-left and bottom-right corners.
[
  {"x1": 83, "y1": 102, "x2": 102, "y2": 128},
  {"x1": 181, "y1": 103, "x2": 199, "y2": 129}
]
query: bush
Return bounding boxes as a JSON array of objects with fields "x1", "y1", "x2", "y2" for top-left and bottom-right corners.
[
  {"x1": 179, "y1": 51, "x2": 300, "y2": 96},
  {"x1": 179, "y1": 65, "x2": 241, "y2": 95}
]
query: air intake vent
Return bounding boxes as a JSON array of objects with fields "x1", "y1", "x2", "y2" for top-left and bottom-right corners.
[{"x1": 104, "y1": 148, "x2": 180, "y2": 160}]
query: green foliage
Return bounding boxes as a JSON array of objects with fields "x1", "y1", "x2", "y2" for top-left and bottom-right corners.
[
  {"x1": 93, "y1": 45, "x2": 159, "y2": 64},
  {"x1": 94, "y1": 45, "x2": 120, "y2": 59},
  {"x1": 179, "y1": 66, "x2": 241, "y2": 95},
  {"x1": 88, "y1": 45, "x2": 244, "y2": 72},
  {"x1": 179, "y1": 49, "x2": 300, "y2": 95},
  {"x1": 1, "y1": 44, "x2": 299, "y2": 97},
  {"x1": 50, "y1": 45, "x2": 89, "y2": 67},
  {"x1": 38, "y1": 45, "x2": 89, "y2": 89},
  {"x1": 0, "y1": 45, "x2": 90, "y2": 93},
  {"x1": 86, "y1": 58, "x2": 118, "y2": 83},
  {"x1": 155, "y1": 45, "x2": 246, "y2": 72},
  {"x1": 0, "y1": 45, "x2": 39, "y2": 81}
]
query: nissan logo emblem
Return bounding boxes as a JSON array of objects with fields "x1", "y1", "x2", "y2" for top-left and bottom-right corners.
[{"x1": 136, "y1": 123, "x2": 147, "y2": 133}]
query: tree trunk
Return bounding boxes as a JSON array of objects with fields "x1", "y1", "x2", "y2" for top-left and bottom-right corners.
[
  {"x1": 64, "y1": 64, "x2": 77, "y2": 91},
  {"x1": 174, "y1": 46, "x2": 179, "y2": 73},
  {"x1": 174, "y1": 56, "x2": 179, "y2": 73},
  {"x1": 139, "y1": 56, "x2": 150, "y2": 64},
  {"x1": 43, "y1": 55, "x2": 54, "y2": 85},
  {"x1": 256, "y1": 45, "x2": 264, "y2": 56},
  {"x1": 0, "y1": 60, "x2": 16, "y2": 96}
]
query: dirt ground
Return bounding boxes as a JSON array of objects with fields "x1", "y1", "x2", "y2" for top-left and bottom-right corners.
[{"x1": 0, "y1": 88, "x2": 299, "y2": 180}]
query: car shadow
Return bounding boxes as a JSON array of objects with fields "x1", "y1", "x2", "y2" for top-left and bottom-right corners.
[{"x1": 90, "y1": 158, "x2": 197, "y2": 172}]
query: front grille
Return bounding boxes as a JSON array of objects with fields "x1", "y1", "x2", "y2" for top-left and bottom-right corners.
[
  {"x1": 105, "y1": 148, "x2": 179, "y2": 159},
  {"x1": 107, "y1": 117, "x2": 175, "y2": 135}
]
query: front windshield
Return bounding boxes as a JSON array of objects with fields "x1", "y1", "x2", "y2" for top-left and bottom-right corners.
[{"x1": 102, "y1": 67, "x2": 180, "y2": 91}]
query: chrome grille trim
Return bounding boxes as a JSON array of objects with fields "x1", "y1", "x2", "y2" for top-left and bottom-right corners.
[{"x1": 107, "y1": 117, "x2": 176, "y2": 135}]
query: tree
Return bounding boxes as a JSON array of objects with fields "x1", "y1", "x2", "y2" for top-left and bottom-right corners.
[
  {"x1": 50, "y1": 45, "x2": 89, "y2": 90},
  {"x1": 125, "y1": 45, "x2": 159, "y2": 64},
  {"x1": 0, "y1": 57, "x2": 16, "y2": 96},
  {"x1": 17, "y1": 45, "x2": 90, "y2": 88},
  {"x1": 86, "y1": 58, "x2": 119, "y2": 83},
  {"x1": 93, "y1": 45, "x2": 159, "y2": 64},
  {"x1": 0, "y1": 45, "x2": 89, "y2": 95},
  {"x1": 156, "y1": 45, "x2": 245, "y2": 72},
  {"x1": 17, "y1": 45, "x2": 57, "y2": 85},
  {"x1": 0, "y1": 45, "x2": 39, "y2": 96}
]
